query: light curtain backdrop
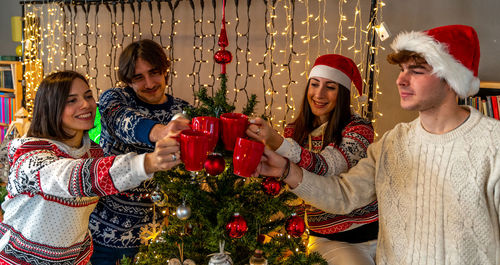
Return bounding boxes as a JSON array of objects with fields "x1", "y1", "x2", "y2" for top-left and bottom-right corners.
[{"x1": 22, "y1": 0, "x2": 383, "y2": 132}]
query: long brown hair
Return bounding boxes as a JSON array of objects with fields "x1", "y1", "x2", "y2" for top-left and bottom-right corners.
[
  {"x1": 27, "y1": 71, "x2": 89, "y2": 140},
  {"x1": 292, "y1": 80, "x2": 352, "y2": 148}
]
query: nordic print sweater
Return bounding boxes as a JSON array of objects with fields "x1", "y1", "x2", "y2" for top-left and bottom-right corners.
[
  {"x1": 0, "y1": 136, "x2": 150, "y2": 265},
  {"x1": 89, "y1": 87, "x2": 189, "y2": 249},
  {"x1": 292, "y1": 107, "x2": 500, "y2": 265},
  {"x1": 276, "y1": 115, "x2": 378, "y2": 236}
]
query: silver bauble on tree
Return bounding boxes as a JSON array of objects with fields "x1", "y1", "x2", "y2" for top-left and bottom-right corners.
[
  {"x1": 176, "y1": 203, "x2": 192, "y2": 220},
  {"x1": 208, "y1": 241, "x2": 233, "y2": 265}
]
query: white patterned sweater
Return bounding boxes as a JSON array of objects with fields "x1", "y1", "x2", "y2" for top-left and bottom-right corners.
[
  {"x1": 0, "y1": 136, "x2": 150, "y2": 265},
  {"x1": 292, "y1": 107, "x2": 500, "y2": 265}
]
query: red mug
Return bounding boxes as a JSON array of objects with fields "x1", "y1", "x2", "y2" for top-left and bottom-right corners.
[
  {"x1": 192, "y1": 116, "x2": 220, "y2": 153},
  {"x1": 232, "y1": 137, "x2": 265, "y2": 178},
  {"x1": 220, "y1": 113, "x2": 248, "y2": 151},
  {"x1": 180, "y1": 129, "x2": 210, "y2": 171}
]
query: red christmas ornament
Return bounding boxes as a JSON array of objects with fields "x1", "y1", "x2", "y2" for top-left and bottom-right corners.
[
  {"x1": 261, "y1": 177, "x2": 282, "y2": 196},
  {"x1": 285, "y1": 213, "x2": 305, "y2": 238},
  {"x1": 218, "y1": 25, "x2": 229, "y2": 48},
  {"x1": 204, "y1": 153, "x2": 226, "y2": 176},
  {"x1": 225, "y1": 212, "x2": 248, "y2": 238},
  {"x1": 214, "y1": 50, "x2": 233, "y2": 65},
  {"x1": 214, "y1": 0, "x2": 231, "y2": 74}
]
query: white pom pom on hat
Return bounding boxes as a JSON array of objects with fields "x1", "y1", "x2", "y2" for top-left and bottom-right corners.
[{"x1": 390, "y1": 24, "x2": 480, "y2": 99}]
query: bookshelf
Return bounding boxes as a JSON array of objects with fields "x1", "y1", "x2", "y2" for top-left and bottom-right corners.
[
  {"x1": 0, "y1": 61, "x2": 23, "y2": 140},
  {"x1": 462, "y1": 81, "x2": 500, "y2": 120}
]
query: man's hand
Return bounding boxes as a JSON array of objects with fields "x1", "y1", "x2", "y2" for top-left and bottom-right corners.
[
  {"x1": 253, "y1": 147, "x2": 288, "y2": 177},
  {"x1": 149, "y1": 117, "x2": 190, "y2": 143},
  {"x1": 253, "y1": 148, "x2": 303, "y2": 189},
  {"x1": 144, "y1": 135, "x2": 181, "y2": 174}
]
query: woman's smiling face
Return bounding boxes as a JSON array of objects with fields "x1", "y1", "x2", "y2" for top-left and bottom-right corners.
[{"x1": 307, "y1": 76, "x2": 339, "y2": 124}]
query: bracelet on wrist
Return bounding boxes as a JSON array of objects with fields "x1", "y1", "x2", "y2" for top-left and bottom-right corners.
[{"x1": 278, "y1": 157, "x2": 290, "y2": 182}]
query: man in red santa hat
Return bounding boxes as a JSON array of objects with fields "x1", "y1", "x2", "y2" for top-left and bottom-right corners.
[{"x1": 254, "y1": 25, "x2": 500, "y2": 265}]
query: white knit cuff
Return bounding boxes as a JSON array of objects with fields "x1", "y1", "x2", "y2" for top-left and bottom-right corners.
[{"x1": 275, "y1": 138, "x2": 302, "y2": 164}]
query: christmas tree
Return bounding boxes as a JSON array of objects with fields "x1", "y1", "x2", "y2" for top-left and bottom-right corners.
[
  {"x1": 126, "y1": 1, "x2": 326, "y2": 263},
  {"x1": 128, "y1": 74, "x2": 326, "y2": 265}
]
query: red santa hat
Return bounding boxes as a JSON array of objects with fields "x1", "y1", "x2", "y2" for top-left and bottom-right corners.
[
  {"x1": 391, "y1": 25, "x2": 480, "y2": 98},
  {"x1": 308, "y1": 54, "x2": 363, "y2": 97}
]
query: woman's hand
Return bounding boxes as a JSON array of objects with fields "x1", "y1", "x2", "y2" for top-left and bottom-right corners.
[
  {"x1": 144, "y1": 132, "x2": 182, "y2": 174},
  {"x1": 246, "y1": 117, "x2": 284, "y2": 150}
]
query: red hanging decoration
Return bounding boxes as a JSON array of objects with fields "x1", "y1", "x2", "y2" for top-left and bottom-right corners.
[
  {"x1": 204, "y1": 153, "x2": 226, "y2": 176},
  {"x1": 218, "y1": 24, "x2": 229, "y2": 48},
  {"x1": 225, "y1": 212, "x2": 248, "y2": 238},
  {"x1": 285, "y1": 213, "x2": 306, "y2": 238},
  {"x1": 213, "y1": 0, "x2": 232, "y2": 74},
  {"x1": 261, "y1": 177, "x2": 282, "y2": 196},
  {"x1": 214, "y1": 50, "x2": 233, "y2": 65}
]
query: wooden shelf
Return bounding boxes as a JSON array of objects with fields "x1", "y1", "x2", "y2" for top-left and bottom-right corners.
[
  {"x1": 0, "y1": 88, "x2": 15, "y2": 93},
  {"x1": 480, "y1": 81, "x2": 500, "y2": 90}
]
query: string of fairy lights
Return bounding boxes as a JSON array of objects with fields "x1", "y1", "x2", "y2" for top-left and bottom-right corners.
[{"x1": 21, "y1": 0, "x2": 385, "y2": 134}]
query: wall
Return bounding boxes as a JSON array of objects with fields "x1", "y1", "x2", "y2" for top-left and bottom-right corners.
[
  {"x1": 2, "y1": 0, "x2": 500, "y2": 137},
  {"x1": 0, "y1": 0, "x2": 22, "y2": 57}
]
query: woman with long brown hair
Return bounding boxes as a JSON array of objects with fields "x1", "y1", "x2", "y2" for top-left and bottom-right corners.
[
  {"x1": 0, "y1": 71, "x2": 181, "y2": 265},
  {"x1": 248, "y1": 54, "x2": 378, "y2": 265}
]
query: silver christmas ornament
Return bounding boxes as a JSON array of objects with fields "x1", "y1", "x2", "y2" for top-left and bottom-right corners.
[
  {"x1": 208, "y1": 241, "x2": 233, "y2": 265},
  {"x1": 208, "y1": 253, "x2": 233, "y2": 265},
  {"x1": 151, "y1": 190, "x2": 168, "y2": 207},
  {"x1": 176, "y1": 204, "x2": 192, "y2": 220}
]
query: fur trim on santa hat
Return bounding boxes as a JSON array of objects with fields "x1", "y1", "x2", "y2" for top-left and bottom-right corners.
[
  {"x1": 308, "y1": 54, "x2": 364, "y2": 97},
  {"x1": 391, "y1": 31, "x2": 480, "y2": 98},
  {"x1": 309, "y1": 65, "x2": 352, "y2": 91}
]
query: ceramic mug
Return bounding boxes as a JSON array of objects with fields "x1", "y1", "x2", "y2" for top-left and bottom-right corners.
[
  {"x1": 232, "y1": 137, "x2": 265, "y2": 178},
  {"x1": 180, "y1": 129, "x2": 210, "y2": 171},
  {"x1": 220, "y1": 113, "x2": 248, "y2": 151},
  {"x1": 192, "y1": 116, "x2": 220, "y2": 153}
]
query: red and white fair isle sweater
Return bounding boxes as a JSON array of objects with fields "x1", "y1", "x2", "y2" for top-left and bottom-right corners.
[
  {"x1": 0, "y1": 136, "x2": 151, "y2": 265},
  {"x1": 276, "y1": 115, "x2": 378, "y2": 237}
]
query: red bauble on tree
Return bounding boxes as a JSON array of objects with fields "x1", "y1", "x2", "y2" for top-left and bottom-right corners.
[
  {"x1": 204, "y1": 153, "x2": 226, "y2": 176},
  {"x1": 285, "y1": 213, "x2": 305, "y2": 238},
  {"x1": 261, "y1": 177, "x2": 282, "y2": 196},
  {"x1": 225, "y1": 212, "x2": 248, "y2": 238},
  {"x1": 214, "y1": 50, "x2": 233, "y2": 65}
]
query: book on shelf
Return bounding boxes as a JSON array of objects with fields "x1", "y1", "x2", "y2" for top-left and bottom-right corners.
[
  {"x1": 491, "y1": 96, "x2": 499, "y2": 120},
  {"x1": 0, "y1": 65, "x2": 14, "y2": 89}
]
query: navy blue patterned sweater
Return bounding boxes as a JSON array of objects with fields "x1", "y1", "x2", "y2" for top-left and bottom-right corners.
[{"x1": 89, "y1": 86, "x2": 190, "y2": 249}]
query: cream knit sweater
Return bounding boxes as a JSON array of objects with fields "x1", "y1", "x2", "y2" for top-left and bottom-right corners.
[{"x1": 293, "y1": 107, "x2": 500, "y2": 265}]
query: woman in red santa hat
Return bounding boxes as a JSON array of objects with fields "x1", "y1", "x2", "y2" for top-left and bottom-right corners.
[{"x1": 247, "y1": 54, "x2": 378, "y2": 265}]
